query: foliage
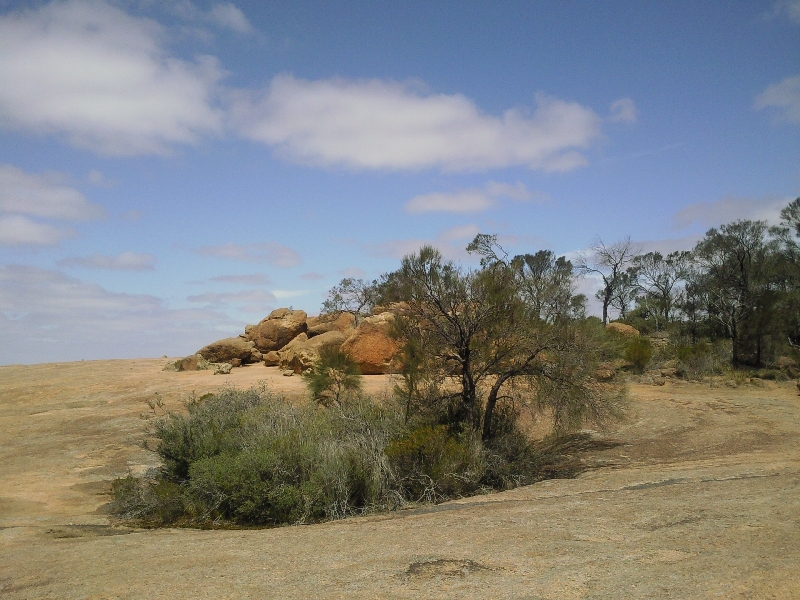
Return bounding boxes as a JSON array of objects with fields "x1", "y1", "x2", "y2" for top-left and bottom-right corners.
[
  {"x1": 303, "y1": 346, "x2": 363, "y2": 406},
  {"x1": 113, "y1": 386, "x2": 589, "y2": 528},
  {"x1": 389, "y1": 241, "x2": 623, "y2": 441},
  {"x1": 321, "y1": 277, "x2": 378, "y2": 325},
  {"x1": 624, "y1": 337, "x2": 653, "y2": 374}
]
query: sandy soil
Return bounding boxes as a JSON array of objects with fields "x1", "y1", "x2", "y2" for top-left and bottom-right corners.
[{"x1": 1, "y1": 358, "x2": 798, "y2": 599}]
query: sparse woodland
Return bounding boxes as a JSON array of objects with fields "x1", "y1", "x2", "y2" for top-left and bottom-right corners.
[{"x1": 112, "y1": 199, "x2": 800, "y2": 528}]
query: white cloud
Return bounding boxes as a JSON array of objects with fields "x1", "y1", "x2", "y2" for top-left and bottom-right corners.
[
  {"x1": 207, "y1": 3, "x2": 254, "y2": 34},
  {"x1": 58, "y1": 252, "x2": 156, "y2": 271},
  {"x1": 0, "y1": 0, "x2": 224, "y2": 156},
  {"x1": 755, "y1": 74, "x2": 800, "y2": 125},
  {"x1": 609, "y1": 97, "x2": 638, "y2": 123},
  {"x1": 0, "y1": 164, "x2": 104, "y2": 220},
  {"x1": 672, "y1": 196, "x2": 788, "y2": 230},
  {"x1": 196, "y1": 242, "x2": 302, "y2": 267},
  {"x1": 0, "y1": 265, "x2": 232, "y2": 364},
  {"x1": 231, "y1": 75, "x2": 603, "y2": 172},
  {"x1": 0, "y1": 215, "x2": 75, "y2": 246},
  {"x1": 187, "y1": 288, "x2": 277, "y2": 313},
  {"x1": 405, "y1": 180, "x2": 538, "y2": 214}
]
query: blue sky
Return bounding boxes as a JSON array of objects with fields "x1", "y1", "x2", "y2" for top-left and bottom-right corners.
[{"x1": 0, "y1": 0, "x2": 799, "y2": 364}]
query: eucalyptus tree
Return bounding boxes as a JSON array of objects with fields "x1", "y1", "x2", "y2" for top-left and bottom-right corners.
[
  {"x1": 632, "y1": 251, "x2": 690, "y2": 330},
  {"x1": 577, "y1": 236, "x2": 640, "y2": 325},
  {"x1": 691, "y1": 220, "x2": 779, "y2": 365},
  {"x1": 391, "y1": 237, "x2": 620, "y2": 442}
]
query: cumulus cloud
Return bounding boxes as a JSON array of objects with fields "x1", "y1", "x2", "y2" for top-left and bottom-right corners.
[
  {"x1": 206, "y1": 3, "x2": 254, "y2": 33},
  {"x1": 672, "y1": 196, "x2": 788, "y2": 230},
  {"x1": 405, "y1": 180, "x2": 538, "y2": 214},
  {"x1": 755, "y1": 74, "x2": 800, "y2": 125},
  {"x1": 0, "y1": 264, "x2": 232, "y2": 364},
  {"x1": 231, "y1": 75, "x2": 603, "y2": 172},
  {"x1": 609, "y1": 97, "x2": 638, "y2": 123},
  {"x1": 187, "y1": 288, "x2": 277, "y2": 313},
  {"x1": 196, "y1": 242, "x2": 302, "y2": 267},
  {"x1": 0, "y1": 0, "x2": 224, "y2": 156},
  {"x1": 0, "y1": 164, "x2": 104, "y2": 247},
  {"x1": 58, "y1": 252, "x2": 156, "y2": 271},
  {"x1": 0, "y1": 215, "x2": 75, "y2": 246},
  {"x1": 0, "y1": 165, "x2": 104, "y2": 220}
]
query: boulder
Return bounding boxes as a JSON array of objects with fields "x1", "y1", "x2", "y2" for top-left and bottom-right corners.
[
  {"x1": 606, "y1": 322, "x2": 640, "y2": 338},
  {"x1": 163, "y1": 354, "x2": 211, "y2": 372},
  {"x1": 307, "y1": 312, "x2": 356, "y2": 337},
  {"x1": 594, "y1": 364, "x2": 616, "y2": 382},
  {"x1": 340, "y1": 312, "x2": 399, "y2": 375},
  {"x1": 248, "y1": 308, "x2": 307, "y2": 352},
  {"x1": 278, "y1": 330, "x2": 347, "y2": 373},
  {"x1": 263, "y1": 350, "x2": 281, "y2": 367},
  {"x1": 197, "y1": 337, "x2": 262, "y2": 365}
]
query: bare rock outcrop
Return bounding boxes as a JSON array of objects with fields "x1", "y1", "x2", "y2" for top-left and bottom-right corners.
[
  {"x1": 248, "y1": 308, "x2": 307, "y2": 353},
  {"x1": 307, "y1": 312, "x2": 356, "y2": 337},
  {"x1": 278, "y1": 330, "x2": 347, "y2": 373},
  {"x1": 606, "y1": 322, "x2": 640, "y2": 338},
  {"x1": 340, "y1": 312, "x2": 399, "y2": 375},
  {"x1": 163, "y1": 354, "x2": 211, "y2": 372},
  {"x1": 197, "y1": 337, "x2": 262, "y2": 365}
]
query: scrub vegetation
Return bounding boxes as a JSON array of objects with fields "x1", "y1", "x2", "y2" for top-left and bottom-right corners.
[{"x1": 112, "y1": 199, "x2": 800, "y2": 527}]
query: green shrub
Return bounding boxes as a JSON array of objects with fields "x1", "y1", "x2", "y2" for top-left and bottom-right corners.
[
  {"x1": 303, "y1": 346, "x2": 362, "y2": 406},
  {"x1": 674, "y1": 340, "x2": 729, "y2": 380},
  {"x1": 385, "y1": 425, "x2": 485, "y2": 502},
  {"x1": 112, "y1": 387, "x2": 602, "y2": 528},
  {"x1": 624, "y1": 337, "x2": 653, "y2": 374}
]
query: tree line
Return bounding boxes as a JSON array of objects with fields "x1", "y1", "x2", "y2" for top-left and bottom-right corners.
[{"x1": 321, "y1": 198, "x2": 800, "y2": 442}]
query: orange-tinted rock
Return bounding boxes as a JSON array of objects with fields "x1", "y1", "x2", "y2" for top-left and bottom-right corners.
[
  {"x1": 606, "y1": 322, "x2": 640, "y2": 338},
  {"x1": 340, "y1": 312, "x2": 399, "y2": 375}
]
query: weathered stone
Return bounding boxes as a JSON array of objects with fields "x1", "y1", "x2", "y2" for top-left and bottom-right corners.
[
  {"x1": 606, "y1": 322, "x2": 640, "y2": 338},
  {"x1": 248, "y1": 308, "x2": 307, "y2": 352},
  {"x1": 278, "y1": 330, "x2": 347, "y2": 373},
  {"x1": 594, "y1": 365, "x2": 616, "y2": 381},
  {"x1": 340, "y1": 312, "x2": 399, "y2": 375},
  {"x1": 263, "y1": 351, "x2": 281, "y2": 366},
  {"x1": 163, "y1": 354, "x2": 211, "y2": 372},
  {"x1": 197, "y1": 337, "x2": 262, "y2": 365},
  {"x1": 307, "y1": 312, "x2": 356, "y2": 338}
]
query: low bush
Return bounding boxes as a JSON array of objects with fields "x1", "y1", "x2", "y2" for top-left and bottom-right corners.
[
  {"x1": 112, "y1": 387, "x2": 580, "y2": 528},
  {"x1": 624, "y1": 337, "x2": 653, "y2": 374}
]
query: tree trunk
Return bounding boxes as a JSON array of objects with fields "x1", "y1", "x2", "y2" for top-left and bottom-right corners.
[{"x1": 482, "y1": 372, "x2": 513, "y2": 441}]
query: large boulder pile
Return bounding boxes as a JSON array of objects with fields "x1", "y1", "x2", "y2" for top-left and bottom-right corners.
[
  {"x1": 169, "y1": 305, "x2": 402, "y2": 375},
  {"x1": 278, "y1": 330, "x2": 348, "y2": 373},
  {"x1": 197, "y1": 337, "x2": 262, "y2": 365},
  {"x1": 248, "y1": 308, "x2": 308, "y2": 353}
]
